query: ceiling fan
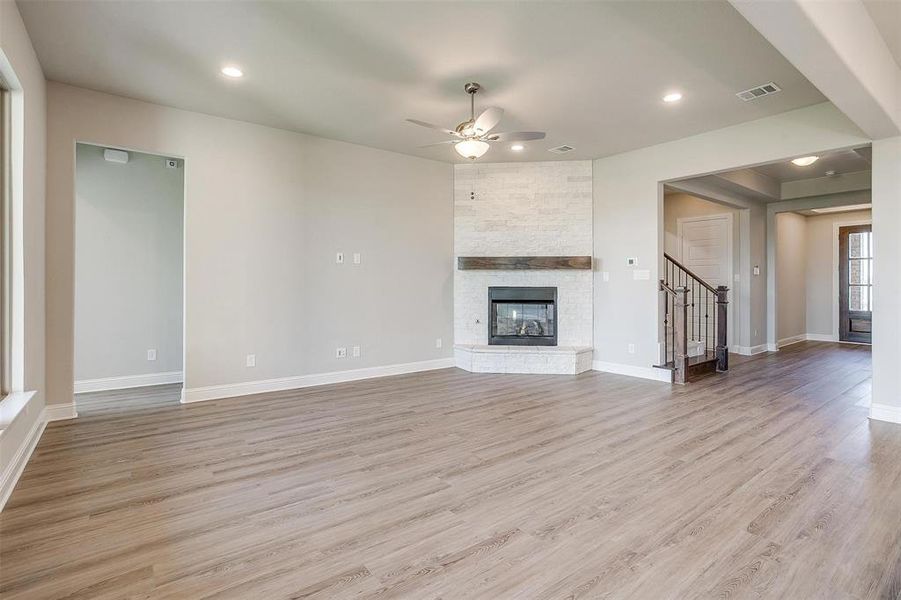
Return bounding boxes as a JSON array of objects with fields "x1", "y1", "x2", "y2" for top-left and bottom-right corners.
[{"x1": 406, "y1": 82, "x2": 546, "y2": 159}]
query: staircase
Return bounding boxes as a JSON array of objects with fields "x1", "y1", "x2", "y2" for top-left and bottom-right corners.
[{"x1": 656, "y1": 253, "x2": 729, "y2": 384}]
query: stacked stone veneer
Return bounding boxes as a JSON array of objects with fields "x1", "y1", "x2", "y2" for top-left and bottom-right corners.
[{"x1": 454, "y1": 161, "x2": 593, "y2": 353}]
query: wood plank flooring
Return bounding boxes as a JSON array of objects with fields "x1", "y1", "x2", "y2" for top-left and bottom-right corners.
[{"x1": 2, "y1": 342, "x2": 899, "y2": 599}]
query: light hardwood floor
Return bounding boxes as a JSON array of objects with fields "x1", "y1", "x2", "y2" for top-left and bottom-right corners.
[{"x1": 1, "y1": 342, "x2": 898, "y2": 599}]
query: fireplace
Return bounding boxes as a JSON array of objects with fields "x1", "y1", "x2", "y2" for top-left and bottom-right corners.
[{"x1": 488, "y1": 286, "x2": 557, "y2": 346}]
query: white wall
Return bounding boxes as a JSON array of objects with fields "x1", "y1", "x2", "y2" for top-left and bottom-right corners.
[
  {"x1": 870, "y1": 136, "x2": 901, "y2": 422},
  {"x1": 0, "y1": 0, "x2": 49, "y2": 508},
  {"x1": 454, "y1": 161, "x2": 593, "y2": 348},
  {"x1": 775, "y1": 212, "x2": 807, "y2": 343},
  {"x1": 74, "y1": 144, "x2": 184, "y2": 383},
  {"x1": 593, "y1": 102, "x2": 869, "y2": 377},
  {"x1": 46, "y1": 83, "x2": 453, "y2": 406},
  {"x1": 805, "y1": 209, "x2": 871, "y2": 338}
]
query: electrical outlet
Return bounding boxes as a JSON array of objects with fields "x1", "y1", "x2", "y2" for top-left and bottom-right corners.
[
  {"x1": 353, "y1": 252, "x2": 361, "y2": 265},
  {"x1": 336, "y1": 347, "x2": 347, "y2": 359},
  {"x1": 628, "y1": 343, "x2": 636, "y2": 354},
  {"x1": 336, "y1": 252, "x2": 344, "y2": 264},
  {"x1": 147, "y1": 349, "x2": 157, "y2": 361},
  {"x1": 352, "y1": 345, "x2": 361, "y2": 358},
  {"x1": 435, "y1": 338, "x2": 443, "y2": 349},
  {"x1": 753, "y1": 265, "x2": 760, "y2": 276},
  {"x1": 246, "y1": 354, "x2": 256, "y2": 367}
]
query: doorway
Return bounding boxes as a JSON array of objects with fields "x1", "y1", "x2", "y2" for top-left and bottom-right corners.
[
  {"x1": 676, "y1": 213, "x2": 735, "y2": 346},
  {"x1": 839, "y1": 224, "x2": 872, "y2": 343},
  {"x1": 73, "y1": 143, "x2": 185, "y2": 414}
]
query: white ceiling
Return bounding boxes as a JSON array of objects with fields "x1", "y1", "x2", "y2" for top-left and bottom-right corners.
[
  {"x1": 18, "y1": 0, "x2": 827, "y2": 163},
  {"x1": 863, "y1": 0, "x2": 901, "y2": 68},
  {"x1": 751, "y1": 147, "x2": 872, "y2": 182}
]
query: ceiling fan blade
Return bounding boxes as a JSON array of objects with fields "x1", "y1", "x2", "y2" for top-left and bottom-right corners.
[
  {"x1": 473, "y1": 107, "x2": 503, "y2": 134},
  {"x1": 418, "y1": 140, "x2": 458, "y2": 148},
  {"x1": 484, "y1": 131, "x2": 546, "y2": 142},
  {"x1": 406, "y1": 119, "x2": 458, "y2": 136}
]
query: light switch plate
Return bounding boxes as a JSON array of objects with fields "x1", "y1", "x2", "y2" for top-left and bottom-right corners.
[
  {"x1": 352, "y1": 345, "x2": 361, "y2": 357},
  {"x1": 336, "y1": 252, "x2": 344, "y2": 264},
  {"x1": 602, "y1": 271, "x2": 610, "y2": 282},
  {"x1": 336, "y1": 347, "x2": 347, "y2": 358},
  {"x1": 353, "y1": 253, "x2": 361, "y2": 265},
  {"x1": 753, "y1": 265, "x2": 760, "y2": 276},
  {"x1": 147, "y1": 349, "x2": 157, "y2": 361},
  {"x1": 246, "y1": 354, "x2": 256, "y2": 367},
  {"x1": 435, "y1": 338, "x2": 442, "y2": 349}
]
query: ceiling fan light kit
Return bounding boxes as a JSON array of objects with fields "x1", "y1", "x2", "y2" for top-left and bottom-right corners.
[
  {"x1": 455, "y1": 139, "x2": 490, "y2": 159},
  {"x1": 407, "y1": 82, "x2": 546, "y2": 160}
]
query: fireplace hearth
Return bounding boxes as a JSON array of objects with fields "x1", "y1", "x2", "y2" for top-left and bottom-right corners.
[{"x1": 488, "y1": 286, "x2": 557, "y2": 346}]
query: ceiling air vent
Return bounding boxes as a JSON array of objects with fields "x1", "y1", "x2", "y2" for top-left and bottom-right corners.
[
  {"x1": 549, "y1": 145, "x2": 575, "y2": 154},
  {"x1": 736, "y1": 82, "x2": 782, "y2": 101}
]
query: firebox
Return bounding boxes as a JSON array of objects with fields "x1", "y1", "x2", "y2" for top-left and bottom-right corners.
[{"x1": 488, "y1": 287, "x2": 557, "y2": 346}]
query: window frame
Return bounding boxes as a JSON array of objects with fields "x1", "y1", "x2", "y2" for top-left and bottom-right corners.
[{"x1": 1, "y1": 85, "x2": 10, "y2": 396}]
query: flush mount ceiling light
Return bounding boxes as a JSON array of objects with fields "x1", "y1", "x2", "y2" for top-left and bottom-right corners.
[
  {"x1": 510, "y1": 144, "x2": 524, "y2": 151},
  {"x1": 220, "y1": 66, "x2": 244, "y2": 78},
  {"x1": 454, "y1": 139, "x2": 490, "y2": 159},
  {"x1": 791, "y1": 155, "x2": 819, "y2": 166},
  {"x1": 663, "y1": 92, "x2": 683, "y2": 103}
]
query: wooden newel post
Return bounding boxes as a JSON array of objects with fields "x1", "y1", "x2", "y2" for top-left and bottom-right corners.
[
  {"x1": 716, "y1": 285, "x2": 729, "y2": 372},
  {"x1": 673, "y1": 286, "x2": 689, "y2": 385}
]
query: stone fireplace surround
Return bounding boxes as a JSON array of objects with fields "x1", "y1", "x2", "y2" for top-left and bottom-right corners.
[{"x1": 454, "y1": 161, "x2": 593, "y2": 375}]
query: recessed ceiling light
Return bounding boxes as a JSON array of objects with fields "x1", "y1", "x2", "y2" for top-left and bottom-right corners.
[
  {"x1": 221, "y1": 66, "x2": 244, "y2": 78},
  {"x1": 791, "y1": 156, "x2": 819, "y2": 166},
  {"x1": 663, "y1": 92, "x2": 683, "y2": 103},
  {"x1": 510, "y1": 144, "x2": 524, "y2": 151}
]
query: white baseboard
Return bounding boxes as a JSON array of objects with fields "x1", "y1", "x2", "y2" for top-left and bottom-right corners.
[
  {"x1": 777, "y1": 334, "x2": 807, "y2": 348},
  {"x1": 775, "y1": 333, "x2": 842, "y2": 350},
  {"x1": 75, "y1": 371, "x2": 183, "y2": 394},
  {"x1": 805, "y1": 333, "x2": 837, "y2": 342},
  {"x1": 732, "y1": 344, "x2": 770, "y2": 356},
  {"x1": 0, "y1": 408, "x2": 47, "y2": 512},
  {"x1": 870, "y1": 403, "x2": 901, "y2": 425},
  {"x1": 592, "y1": 361, "x2": 672, "y2": 383},
  {"x1": 45, "y1": 403, "x2": 78, "y2": 421},
  {"x1": 182, "y1": 358, "x2": 456, "y2": 404}
]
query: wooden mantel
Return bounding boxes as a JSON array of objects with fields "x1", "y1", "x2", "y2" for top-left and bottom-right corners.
[{"x1": 457, "y1": 256, "x2": 592, "y2": 270}]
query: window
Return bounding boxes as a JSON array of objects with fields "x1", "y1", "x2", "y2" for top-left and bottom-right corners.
[
  {"x1": 847, "y1": 229, "x2": 873, "y2": 311},
  {"x1": 1, "y1": 86, "x2": 10, "y2": 395},
  {"x1": 839, "y1": 224, "x2": 873, "y2": 344}
]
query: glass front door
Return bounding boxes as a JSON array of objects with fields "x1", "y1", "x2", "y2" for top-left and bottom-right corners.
[{"x1": 839, "y1": 224, "x2": 872, "y2": 344}]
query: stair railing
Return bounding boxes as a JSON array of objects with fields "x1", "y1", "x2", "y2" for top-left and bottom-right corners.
[
  {"x1": 661, "y1": 253, "x2": 729, "y2": 373},
  {"x1": 659, "y1": 281, "x2": 688, "y2": 384}
]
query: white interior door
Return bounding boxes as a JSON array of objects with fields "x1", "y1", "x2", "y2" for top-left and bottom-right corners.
[{"x1": 678, "y1": 214, "x2": 733, "y2": 346}]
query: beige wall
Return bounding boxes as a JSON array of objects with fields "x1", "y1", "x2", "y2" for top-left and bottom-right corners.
[
  {"x1": 776, "y1": 212, "x2": 807, "y2": 342},
  {"x1": 75, "y1": 144, "x2": 184, "y2": 381},
  {"x1": 0, "y1": 0, "x2": 47, "y2": 499},
  {"x1": 47, "y1": 83, "x2": 453, "y2": 405},
  {"x1": 804, "y1": 209, "x2": 871, "y2": 338}
]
